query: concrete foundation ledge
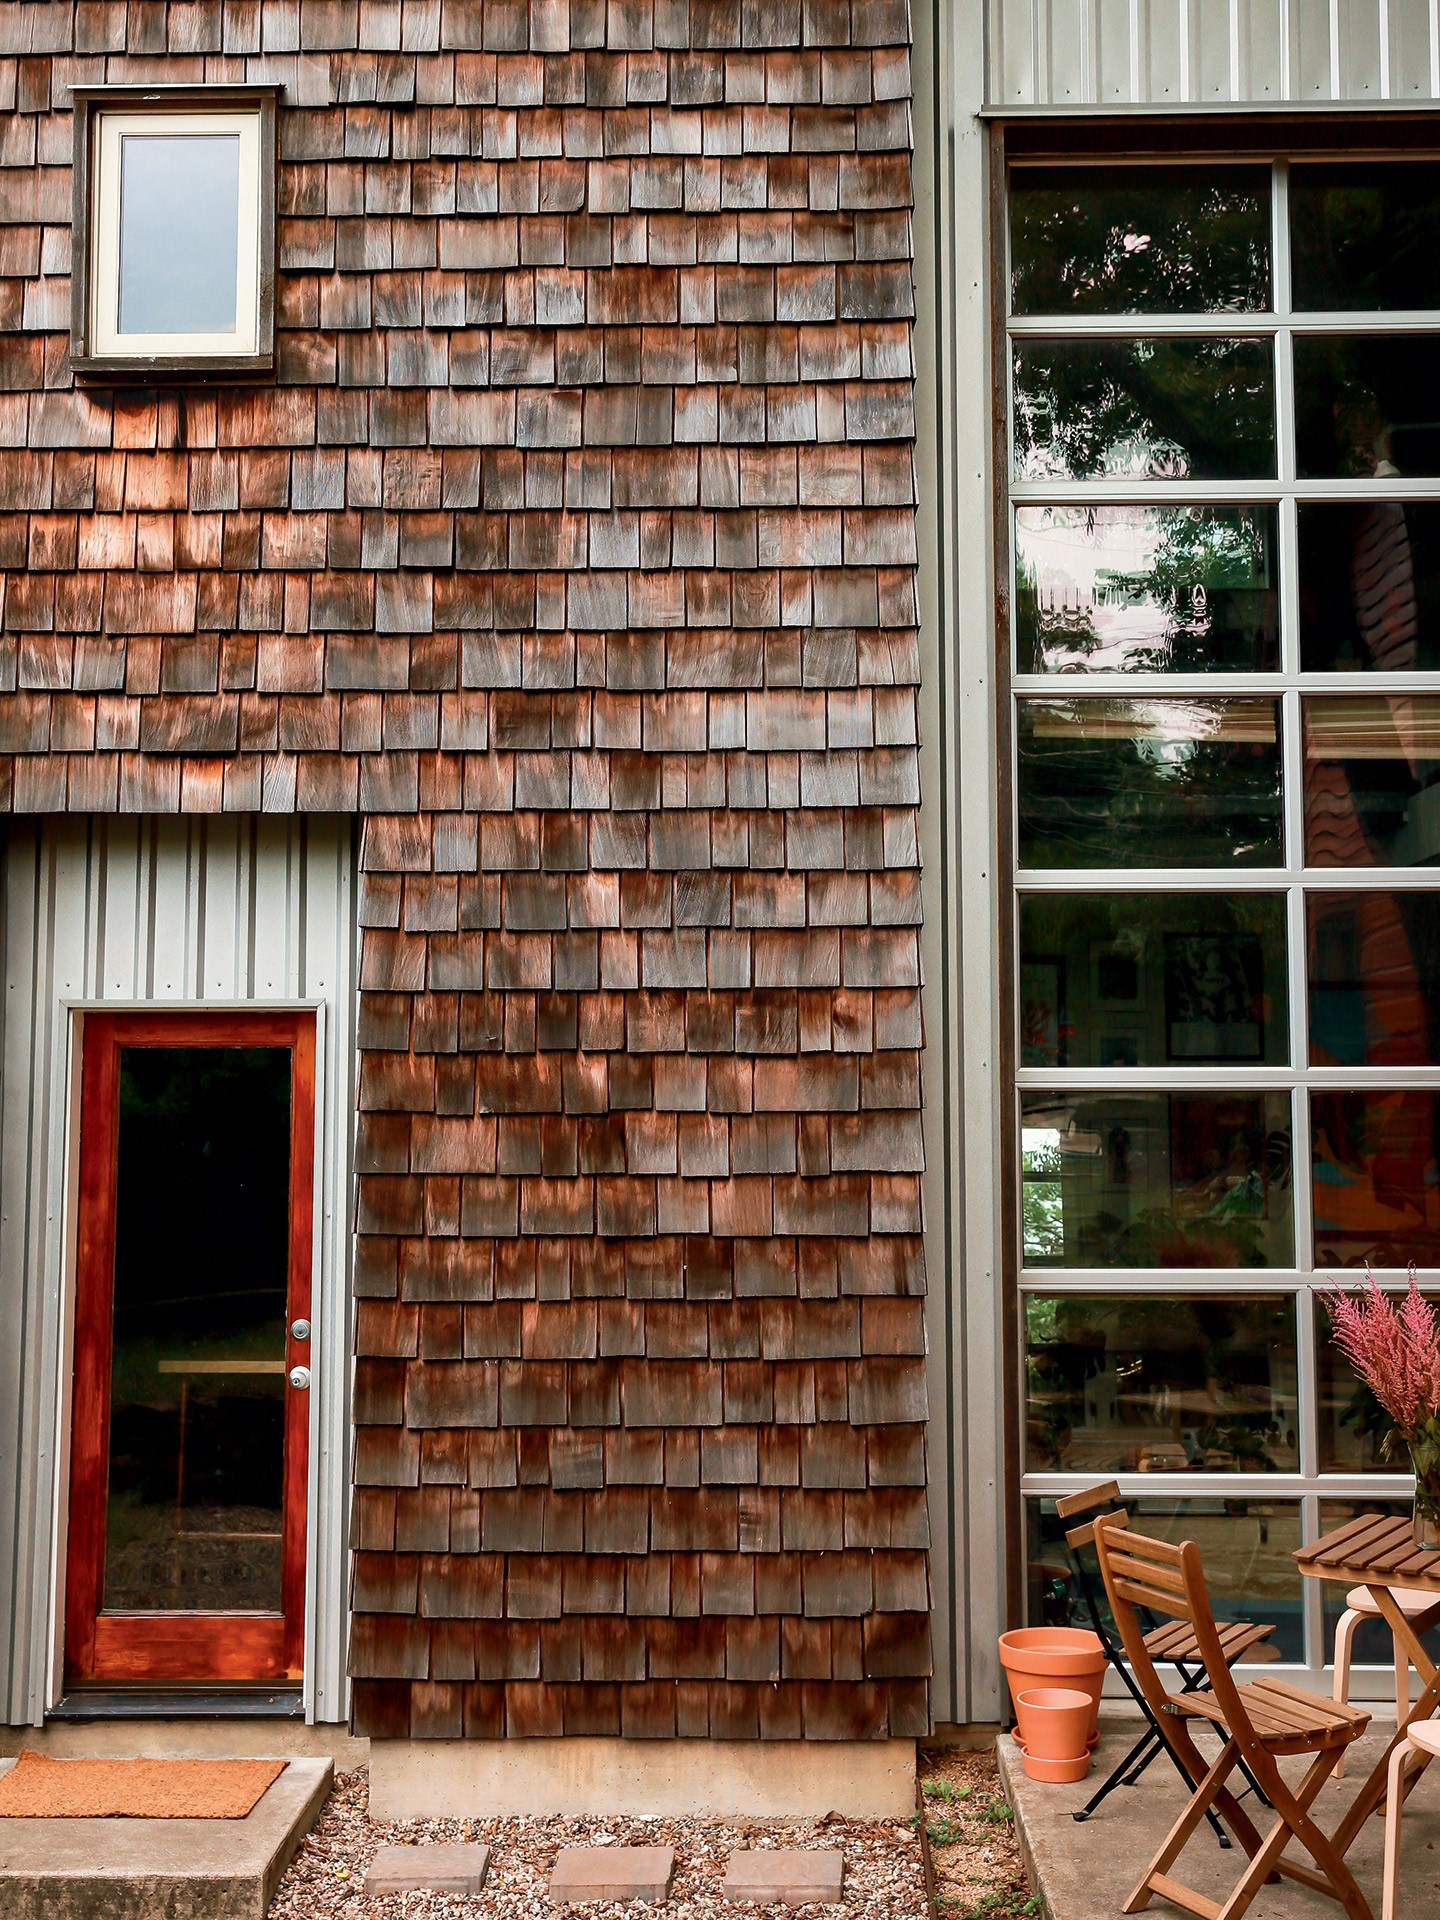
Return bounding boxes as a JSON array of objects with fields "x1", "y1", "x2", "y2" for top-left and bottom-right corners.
[{"x1": 368, "y1": 1737, "x2": 917, "y2": 1820}]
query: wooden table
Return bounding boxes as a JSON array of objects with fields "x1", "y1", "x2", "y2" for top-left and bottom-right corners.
[{"x1": 1295, "y1": 1512, "x2": 1440, "y2": 1859}]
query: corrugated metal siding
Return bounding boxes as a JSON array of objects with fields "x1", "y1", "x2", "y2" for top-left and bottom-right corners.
[
  {"x1": 988, "y1": 0, "x2": 1440, "y2": 104},
  {"x1": 0, "y1": 815, "x2": 357, "y2": 1725}
]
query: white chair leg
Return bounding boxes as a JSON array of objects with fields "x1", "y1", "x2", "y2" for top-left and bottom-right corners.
[
  {"x1": 1382, "y1": 1739, "x2": 1418, "y2": 1920},
  {"x1": 1332, "y1": 1608, "x2": 1360, "y2": 1778},
  {"x1": 1394, "y1": 1640, "x2": 1411, "y2": 1735}
]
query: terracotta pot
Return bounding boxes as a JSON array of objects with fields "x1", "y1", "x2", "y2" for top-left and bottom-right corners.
[
  {"x1": 1015, "y1": 1687, "x2": 1094, "y2": 1784},
  {"x1": 998, "y1": 1627, "x2": 1106, "y2": 1746}
]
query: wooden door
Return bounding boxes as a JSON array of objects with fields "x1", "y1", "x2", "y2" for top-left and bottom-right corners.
[{"x1": 63, "y1": 1010, "x2": 316, "y2": 1685}]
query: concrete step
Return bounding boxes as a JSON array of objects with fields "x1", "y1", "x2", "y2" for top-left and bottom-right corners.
[{"x1": 0, "y1": 1754, "x2": 331, "y2": 1920}]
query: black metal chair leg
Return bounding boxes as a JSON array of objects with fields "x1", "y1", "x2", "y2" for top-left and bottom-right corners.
[{"x1": 1073, "y1": 1724, "x2": 1159, "y2": 1821}]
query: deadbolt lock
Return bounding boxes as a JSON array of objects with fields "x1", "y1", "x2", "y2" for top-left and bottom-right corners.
[
  {"x1": 291, "y1": 1318, "x2": 311, "y2": 1342},
  {"x1": 289, "y1": 1365, "x2": 311, "y2": 1391}
]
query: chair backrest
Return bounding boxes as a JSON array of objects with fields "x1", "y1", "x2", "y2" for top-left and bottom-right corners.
[
  {"x1": 1093, "y1": 1517, "x2": 1256, "y2": 1743},
  {"x1": 1055, "y1": 1479, "x2": 1128, "y2": 1554}
]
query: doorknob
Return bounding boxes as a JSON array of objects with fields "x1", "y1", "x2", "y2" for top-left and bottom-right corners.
[
  {"x1": 290, "y1": 1318, "x2": 311, "y2": 1342},
  {"x1": 289, "y1": 1366, "x2": 311, "y2": 1391}
]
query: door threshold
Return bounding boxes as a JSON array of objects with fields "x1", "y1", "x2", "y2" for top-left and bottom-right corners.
[{"x1": 49, "y1": 1688, "x2": 304, "y2": 1720}]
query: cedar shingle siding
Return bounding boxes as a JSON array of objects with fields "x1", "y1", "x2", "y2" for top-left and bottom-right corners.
[{"x1": 0, "y1": 0, "x2": 930, "y2": 1740}]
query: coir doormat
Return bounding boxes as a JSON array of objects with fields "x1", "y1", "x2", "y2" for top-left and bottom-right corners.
[{"x1": 0, "y1": 1750, "x2": 286, "y2": 1818}]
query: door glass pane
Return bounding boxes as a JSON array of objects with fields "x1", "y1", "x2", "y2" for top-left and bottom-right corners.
[
  {"x1": 1303, "y1": 695, "x2": 1440, "y2": 867},
  {"x1": 1308, "y1": 891, "x2": 1440, "y2": 1066},
  {"x1": 1294, "y1": 336, "x2": 1440, "y2": 479},
  {"x1": 1016, "y1": 504, "x2": 1280, "y2": 674},
  {"x1": 103, "y1": 1047, "x2": 292, "y2": 1613},
  {"x1": 1311, "y1": 1089, "x2": 1440, "y2": 1267},
  {"x1": 1017, "y1": 697, "x2": 1283, "y2": 869},
  {"x1": 1298, "y1": 502, "x2": 1440, "y2": 671},
  {"x1": 118, "y1": 133, "x2": 242, "y2": 336},
  {"x1": 1019, "y1": 893, "x2": 1289, "y2": 1068},
  {"x1": 1316, "y1": 1499, "x2": 1440, "y2": 1666},
  {"x1": 1010, "y1": 165, "x2": 1272, "y2": 316},
  {"x1": 1291, "y1": 163, "x2": 1440, "y2": 312},
  {"x1": 1025, "y1": 1293, "x2": 1299, "y2": 1475},
  {"x1": 1013, "y1": 338, "x2": 1276, "y2": 481},
  {"x1": 1025, "y1": 1497, "x2": 1304, "y2": 1661},
  {"x1": 1021, "y1": 1090, "x2": 1294, "y2": 1268}
]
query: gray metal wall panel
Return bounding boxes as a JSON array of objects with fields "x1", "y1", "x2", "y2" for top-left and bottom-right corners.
[
  {"x1": 985, "y1": 0, "x2": 1440, "y2": 101},
  {"x1": 0, "y1": 817, "x2": 357, "y2": 1725}
]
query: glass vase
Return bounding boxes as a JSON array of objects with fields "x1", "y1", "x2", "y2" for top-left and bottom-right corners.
[{"x1": 1409, "y1": 1419, "x2": 1440, "y2": 1552}]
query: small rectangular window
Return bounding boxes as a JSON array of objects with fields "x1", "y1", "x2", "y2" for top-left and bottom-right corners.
[{"x1": 71, "y1": 87, "x2": 278, "y2": 379}]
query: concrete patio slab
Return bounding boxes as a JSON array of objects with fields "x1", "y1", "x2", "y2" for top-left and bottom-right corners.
[
  {"x1": 0, "y1": 1753, "x2": 331, "y2": 1920},
  {"x1": 723, "y1": 1846, "x2": 845, "y2": 1904},
  {"x1": 365, "y1": 1840, "x2": 491, "y2": 1893},
  {"x1": 549, "y1": 1843, "x2": 676, "y2": 1903},
  {"x1": 1000, "y1": 1723, "x2": 1440, "y2": 1919}
]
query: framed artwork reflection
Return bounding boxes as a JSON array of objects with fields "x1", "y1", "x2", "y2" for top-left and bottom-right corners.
[{"x1": 1165, "y1": 932, "x2": 1264, "y2": 1062}]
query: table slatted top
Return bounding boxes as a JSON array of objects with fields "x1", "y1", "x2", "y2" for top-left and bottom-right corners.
[{"x1": 1295, "y1": 1511, "x2": 1440, "y2": 1593}]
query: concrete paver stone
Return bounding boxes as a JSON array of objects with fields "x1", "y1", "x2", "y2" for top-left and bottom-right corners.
[
  {"x1": 365, "y1": 1841, "x2": 491, "y2": 1894},
  {"x1": 548, "y1": 1844, "x2": 676, "y2": 1903},
  {"x1": 723, "y1": 1847, "x2": 845, "y2": 1905}
]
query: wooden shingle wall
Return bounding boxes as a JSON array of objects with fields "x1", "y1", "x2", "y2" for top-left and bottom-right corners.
[{"x1": 0, "y1": 0, "x2": 930, "y2": 1741}]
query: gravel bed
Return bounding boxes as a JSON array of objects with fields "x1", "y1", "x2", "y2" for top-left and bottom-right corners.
[
  {"x1": 269, "y1": 1767, "x2": 930, "y2": 1920},
  {"x1": 917, "y1": 1746, "x2": 1035, "y2": 1918}
]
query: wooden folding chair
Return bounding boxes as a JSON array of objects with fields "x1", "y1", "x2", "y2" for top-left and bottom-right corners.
[
  {"x1": 1095, "y1": 1516, "x2": 1374, "y2": 1920},
  {"x1": 1055, "y1": 1484, "x2": 1275, "y2": 1839}
]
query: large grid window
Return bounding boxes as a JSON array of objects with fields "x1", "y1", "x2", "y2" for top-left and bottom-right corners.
[{"x1": 1006, "y1": 156, "x2": 1440, "y2": 1682}]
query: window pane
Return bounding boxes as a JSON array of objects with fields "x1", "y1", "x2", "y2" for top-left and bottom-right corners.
[
  {"x1": 1026, "y1": 1294, "x2": 1299, "y2": 1474},
  {"x1": 1314, "y1": 1294, "x2": 1440, "y2": 1472},
  {"x1": 1025, "y1": 1497, "x2": 1304, "y2": 1661},
  {"x1": 1021, "y1": 1091, "x2": 1294, "y2": 1268},
  {"x1": 1019, "y1": 893, "x2": 1289, "y2": 1068},
  {"x1": 1291, "y1": 163, "x2": 1440, "y2": 312},
  {"x1": 1316, "y1": 1499, "x2": 1440, "y2": 1666},
  {"x1": 1308, "y1": 891, "x2": 1440, "y2": 1066},
  {"x1": 1010, "y1": 165, "x2": 1272, "y2": 316},
  {"x1": 1312, "y1": 1090, "x2": 1440, "y2": 1267},
  {"x1": 1303, "y1": 695, "x2": 1440, "y2": 867},
  {"x1": 1294, "y1": 336, "x2": 1440, "y2": 479},
  {"x1": 1016, "y1": 505, "x2": 1280, "y2": 674},
  {"x1": 1299, "y1": 502, "x2": 1440, "y2": 671},
  {"x1": 1014, "y1": 338, "x2": 1276, "y2": 481},
  {"x1": 118, "y1": 132, "x2": 241, "y2": 336},
  {"x1": 1017, "y1": 698, "x2": 1283, "y2": 870}
]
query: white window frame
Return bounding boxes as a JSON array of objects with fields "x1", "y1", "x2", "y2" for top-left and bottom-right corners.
[
  {"x1": 1005, "y1": 152, "x2": 1440, "y2": 1689},
  {"x1": 89, "y1": 108, "x2": 263, "y2": 360}
]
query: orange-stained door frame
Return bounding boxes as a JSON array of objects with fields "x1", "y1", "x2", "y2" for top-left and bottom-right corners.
[{"x1": 63, "y1": 1008, "x2": 316, "y2": 1686}]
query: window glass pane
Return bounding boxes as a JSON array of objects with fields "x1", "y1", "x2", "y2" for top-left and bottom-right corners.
[
  {"x1": 1299, "y1": 502, "x2": 1440, "y2": 671},
  {"x1": 1021, "y1": 1091, "x2": 1294, "y2": 1268},
  {"x1": 1291, "y1": 163, "x2": 1440, "y2": 312},
  {"x1": 1294, "y1": 336, "x2": 1440, "y2": 479},
  {"x1": 1016, "y1": 505, "x2": 1280, "y2": 674},
  {"x1": 1316, "y1": 1498, "x2": 1440, "y2": 1666},
  {"x1": 1303, "y1": 696, "x2": 1440, "y2": 868},
  {"x1": 1026, "y1": 1294, "x2": 1299, "y2": 1475},
  {"x1": 1024, "y1": 1497, "x2": 1304, "y2": 1662},
  {"x1": 1308, "y1": 891, "x2": 1440, "y2": 1066},
  {"x1": 1312, "y1": 1090, "x2": 1440, "y2": 1266},
  {"x1": 1010, "y1": 165, "x2": 1272, "y2": 316},
  {"x1": 1019, "y1": 894, "x2": 1289, "y2": 1068},
  {"x1": 1014, "y1": 338, "x2": 1276, "y2": 482},
  {"x1": 117, "y1": 132, "x2": 241, "y2": 336},
  {"x1": 1017, "y1": 698, "x2": 1283, "y2": 870},
  {"x1": 1315, "y1": 1298, "x2": 1440, "y2": 1472}
]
